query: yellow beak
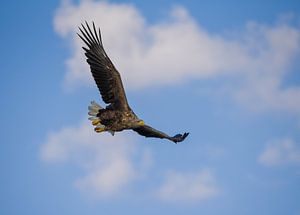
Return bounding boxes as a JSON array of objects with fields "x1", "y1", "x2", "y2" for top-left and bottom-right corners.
[{"x1": 138, "y1": 120, "x2": 145, "y2": 126}]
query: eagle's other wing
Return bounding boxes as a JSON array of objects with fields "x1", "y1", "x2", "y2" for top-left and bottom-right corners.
[
  {"x1": 133, "y1": 125, "x2": 189, "y2": 143},
  {"x1": 78, "y1": 22, "x2": 130, "y2": 111}
]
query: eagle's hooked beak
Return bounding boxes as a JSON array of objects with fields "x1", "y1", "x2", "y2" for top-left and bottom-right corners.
[{"x1": 138, "y1": 120, "x2": 145, "y2": 126}]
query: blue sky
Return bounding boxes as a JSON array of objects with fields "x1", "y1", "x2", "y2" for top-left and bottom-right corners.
[{"x1": 1, "y1": 0, "x2": 300, "y2": 214}]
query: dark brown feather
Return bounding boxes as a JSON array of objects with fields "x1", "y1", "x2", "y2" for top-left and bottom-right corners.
[
  {"x1": 133, "y1": 125, "x2": 189, "y2": 143},
  {"x1": 78, "y1": 22, "x2": 130, "y2": 111}
]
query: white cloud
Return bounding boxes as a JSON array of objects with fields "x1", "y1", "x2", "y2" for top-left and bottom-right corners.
[
  {"x1": 40, "y1": 120, "x2": 220, "y2": 201},
  {"x1": 40, "y1": 120, "x2": 152, "y2": 197},
  {"x1": 157, "y1": 169, "x2": 219, "y2": 202},
  {"x1": 258, "y1": 138, "x2": 300, "y2": 166},
  {"x1": 54, "y1": 0, "x2": 300, "y2": 115}
]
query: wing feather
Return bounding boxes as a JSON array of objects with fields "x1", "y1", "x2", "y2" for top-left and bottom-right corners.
[
  {"x1": 133, "y1": 125, "x2": 189, "y2": 143},
  {"x1": 78, "y1": 22, "x2": 130, "y2": 111}
]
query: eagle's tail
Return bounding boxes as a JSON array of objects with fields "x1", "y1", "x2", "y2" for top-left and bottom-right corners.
[
  {"x1": 88, "y1": 101, "x2": 105, "y2": 133},
  {"x1": 88, "y1": 101, "x2": 103, "y2": 116}
]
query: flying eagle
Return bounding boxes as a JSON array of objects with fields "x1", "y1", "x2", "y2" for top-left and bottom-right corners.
[{"x1": 78, "y1": 22, "x2": 189, "y2": 143}]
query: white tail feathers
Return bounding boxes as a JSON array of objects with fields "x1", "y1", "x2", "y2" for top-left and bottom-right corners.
[
  {"x1": 88, "y1": 116, "x2": 98, "y2": 121},
  {"x1": 88, "y1": 101, "x2": 103, "y2": 116},
  {"x1": 91, "y1": 100, "x2": 102, "y2": 109}
]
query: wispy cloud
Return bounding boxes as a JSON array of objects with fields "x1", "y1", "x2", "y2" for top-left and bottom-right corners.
[
  {"x1": 40, "y1": 120, "x2": 152, "y2": 197},
  {"x1": 54, "y1": 0, "x2": 300, "y2": 115},
  {"x1": 258, "y1": 138, "x2": 300, "y2": 166},
  {"x1": 157, "y1": 169, "x2": 219, "y2": 202}
]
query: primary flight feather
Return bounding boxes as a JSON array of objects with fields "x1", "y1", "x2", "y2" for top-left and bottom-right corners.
[{"x1": 78, "y1": 22, "x2": 189, "y2": 143}]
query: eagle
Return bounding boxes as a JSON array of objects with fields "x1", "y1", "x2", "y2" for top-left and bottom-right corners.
[{"x1": 78, "y1": 22, "x2": 189, "y2": 143}]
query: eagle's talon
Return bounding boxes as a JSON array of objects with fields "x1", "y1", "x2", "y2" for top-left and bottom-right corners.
[
  {"x1": 92, "y1": 119, "x2": 101, "y2": 126},
  {"x1": 94, "y1": 127, "x2": 105, "y2": 133}
]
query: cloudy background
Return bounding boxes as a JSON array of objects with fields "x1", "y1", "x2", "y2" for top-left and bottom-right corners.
[{"x1": 1, "y1": 0, "x2": 300, "y2": 214}]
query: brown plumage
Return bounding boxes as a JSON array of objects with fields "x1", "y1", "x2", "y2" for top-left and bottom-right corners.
[{"x1": 78, "y1": 22, "x2": 189, "y2": 143}]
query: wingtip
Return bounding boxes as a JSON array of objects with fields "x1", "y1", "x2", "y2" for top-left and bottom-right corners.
[
  {"x1": 183, "y1": 132, "x2": 189, "y2": 138},
  {"x1": 171, "y1": 132, "x2": 189, "y2": 143}
]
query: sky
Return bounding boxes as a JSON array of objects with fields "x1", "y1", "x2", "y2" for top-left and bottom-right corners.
[{"x1": 1, "y1": 0, "x2": 300, "y2": 214}]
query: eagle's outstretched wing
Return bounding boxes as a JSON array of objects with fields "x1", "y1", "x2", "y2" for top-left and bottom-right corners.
[
  {"x1": 133, "y1": 125, "x2": 189, "y2": 143},
  {"x1": 78, "y1": 22, "x2": 130, "y2": 111}
]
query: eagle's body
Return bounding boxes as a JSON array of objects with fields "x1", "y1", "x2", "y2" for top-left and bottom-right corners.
[
  {"x1": 78, "y1": 22, "x2": 189, "y2": 143},
  {"x1": 97, "y1": 109, "x2": 140, "y2": 131}
]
